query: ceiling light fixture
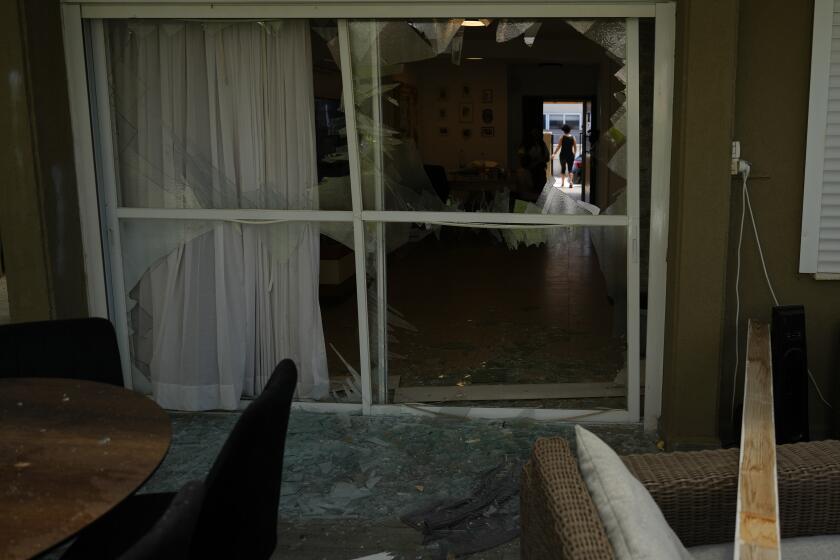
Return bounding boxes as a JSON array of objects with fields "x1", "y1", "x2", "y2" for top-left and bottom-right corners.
[
  {"x1": 465, "y1": 57, "x2": 484, "y2": 61},
  {"x1": 461, "y1": 19, "x2": 489, "y2": 27}
]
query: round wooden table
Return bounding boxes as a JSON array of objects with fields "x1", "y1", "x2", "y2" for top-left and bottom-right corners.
[{"x1": 0, "y1": 378, "x2": 171, "y2": 560}]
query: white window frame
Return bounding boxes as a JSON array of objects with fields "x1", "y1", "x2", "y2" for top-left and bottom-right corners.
[
  {"x1": 60, "y1": 0, "x2": 676, "y2": 426},
  {"x1": 801, "y1": 0, "x2": 840, "y2": 279}
]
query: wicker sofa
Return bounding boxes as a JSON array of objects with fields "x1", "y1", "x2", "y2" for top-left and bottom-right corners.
[{"x1": 520, "y1": 437, "x2": 840, "y2": 559}]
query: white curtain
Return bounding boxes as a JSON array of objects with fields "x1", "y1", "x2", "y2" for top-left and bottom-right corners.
[{"x1": 109, "y1": 20, "x2": 329, "y2": 409}]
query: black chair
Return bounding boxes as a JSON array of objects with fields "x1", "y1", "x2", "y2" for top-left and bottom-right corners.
[
  {"x1": 64, "y1": 359, "x2": 298, "y2": 560},
  {"x1": 0, "y1": 318, "x2": 124, "y2": 386},
  {"x1": 119, "y1": 480, "x2": 206, "y2": 560}
]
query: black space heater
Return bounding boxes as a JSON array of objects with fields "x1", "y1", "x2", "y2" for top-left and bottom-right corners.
[{"x1": 771, "y1": 305, "x2": 810, "y2": 444}]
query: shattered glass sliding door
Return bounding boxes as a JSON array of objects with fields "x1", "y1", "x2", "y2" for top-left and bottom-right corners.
[
  {"x1": 344, "y1": 17, "x2": 646, "y2": 415},
  {"x1": 89, "y1": 11, "x2": 652, "y2": 417}
]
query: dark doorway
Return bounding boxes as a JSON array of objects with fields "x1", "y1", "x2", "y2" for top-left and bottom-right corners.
[{"x1": 523, "y1": 95, "x2": 597, "y2": 203}]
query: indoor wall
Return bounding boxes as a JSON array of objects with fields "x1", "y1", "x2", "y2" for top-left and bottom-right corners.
[{"x1": 413, "y1": 59, "x2": 509, "y2": 171}]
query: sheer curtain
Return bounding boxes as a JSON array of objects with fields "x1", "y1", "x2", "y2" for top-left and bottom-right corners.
[{"x1": 108, "y1": 20, "x2": 328, "y2": 409}]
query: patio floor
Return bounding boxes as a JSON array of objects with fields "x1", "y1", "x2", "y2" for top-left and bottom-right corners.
[{"x1": 140, "y1": 410, "x2": 660, "y2": 559}]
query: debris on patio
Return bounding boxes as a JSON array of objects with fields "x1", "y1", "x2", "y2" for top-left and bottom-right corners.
[
  {"x1": 143, "y1": 410, "x2": 658, "y2": 533},
  {"x1": 402, "y1": 461, "x2": 522, "y2": 559}
]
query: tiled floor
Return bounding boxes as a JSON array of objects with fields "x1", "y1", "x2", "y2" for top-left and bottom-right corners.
[
  {"x1": 384, "y1": 227, "x2": 621, "y2": 386},
  {"x1": 320, "y1": 193, "x2": 625, "y2": 408}
]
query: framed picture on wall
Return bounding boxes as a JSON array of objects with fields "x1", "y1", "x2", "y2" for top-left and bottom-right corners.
[
  {"x1": 462, "y1": 84, "x2": 471, "y2": 97},
  {"x1": 459, "y1": 103, "x2": 473, "y2": 123},
  {"x1": 438, "y1": 107, "x2": 447, "y2": 120},
  {"x1": 481, "y1": 108, "x2": 493, "y2": 124},
  {"x1": 481, "y1": 127, "x2": 495, "y2": 137},
  {"x1": 462, "y1": 128, "x2": 472, "y2": 139},
  {"x1": 482, "y1": 89, "x2": 493, "y2": 103},
  {"x1": 439, "y1": 127, "x2": 449, "y2": 136}
]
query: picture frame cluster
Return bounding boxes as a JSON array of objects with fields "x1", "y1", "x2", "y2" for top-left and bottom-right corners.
[{"x1": 438, "y1": 85, "x2": 495, "y2": 139}]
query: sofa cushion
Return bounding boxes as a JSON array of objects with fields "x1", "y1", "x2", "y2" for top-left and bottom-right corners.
[
  {"x1": 689, "y1": 534, "x2": 840, "y2": 560},
  {"x1": 575, "y1": 425, "x2": 693, "y2": 560}
]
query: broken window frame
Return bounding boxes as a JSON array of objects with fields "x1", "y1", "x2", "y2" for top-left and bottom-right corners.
[
  {"x1": 62, "y1": 0, "x2": 677, "y2": 426},
  {"x1": 344, "y1": 16, "x2": 641, "y2": 421}
]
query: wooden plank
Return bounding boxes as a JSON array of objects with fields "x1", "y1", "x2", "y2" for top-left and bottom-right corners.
[
  {"x1": 393, "y1": 382, "x2": 625, "y2": 403},
  {"x1": 734, "y1": 320, "x2": 781, "y2": 560}
]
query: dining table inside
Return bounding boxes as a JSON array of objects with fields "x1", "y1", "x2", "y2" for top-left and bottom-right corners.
[
  {"x1": 448, "y1": 176, "x2": 519, "y2": 212},
  {"x1": 0, "y1": 377, "x2": 171, "y2": 560}
]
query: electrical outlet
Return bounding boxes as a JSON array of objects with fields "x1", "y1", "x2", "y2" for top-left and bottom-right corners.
[
  {"x1": 732, "y1": 140, "x2": 741, "y2": 160},
  {"x1": 731, "y1": 157, "x2": 740, "y2": 175}
]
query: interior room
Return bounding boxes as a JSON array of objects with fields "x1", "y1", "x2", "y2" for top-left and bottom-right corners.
[{"x1": 311, "y1": 18, "x2": 655, "y2": 409}]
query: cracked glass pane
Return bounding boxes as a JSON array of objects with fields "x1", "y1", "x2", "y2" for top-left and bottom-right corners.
[
  {"x1": 104, "y1": 19, "x2": 351, "y2": 211},
  {"x1": 367, "y1": 224, "x2": 629, "y2": 409},
  {"x1": 344, "y1": 18, "x2": 647, "y2": 217},
  {"x1": 119, "y1": 220, "x2": 360, "y2": 405}
]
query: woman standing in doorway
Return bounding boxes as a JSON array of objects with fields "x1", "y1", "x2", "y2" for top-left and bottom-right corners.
[{"x1": 552, "y1": 124, "x2": 577, "y2": 189}]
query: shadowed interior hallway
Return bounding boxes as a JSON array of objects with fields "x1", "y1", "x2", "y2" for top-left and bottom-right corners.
[{"x1": 320, "y1": 222, "x2": 626, "y2": 409}]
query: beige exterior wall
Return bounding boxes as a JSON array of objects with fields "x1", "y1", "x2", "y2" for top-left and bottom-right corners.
[
  {"x1": 1, "y1": 0, "x2": 51, "y2": 322},
  {"x1": 660, "y1": 0, "x2": 740, "y2": 448},
  {"x1": 663, "y1": 0, "x2": 840, "y2": 447},
  {"x1": 0, "y1": 0, "x2": 88, "y2": 323},
  {"x1": 721, "y1": 0, "x2": 840, "y2": 439}
]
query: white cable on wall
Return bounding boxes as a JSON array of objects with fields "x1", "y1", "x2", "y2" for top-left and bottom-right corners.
[
  {"x1": 731, "y1": 161, "x2": 833, "y2": 418},
  {"x1": 743, "y1": 183, "x2": 780, "y2": 307},
  {"x1": 730, "y1": 166, "x2": 749, "y2": 419}
]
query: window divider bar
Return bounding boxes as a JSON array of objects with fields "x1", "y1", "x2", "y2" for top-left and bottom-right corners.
[
  {"x1": 79, "y1": 4, "x2": 658, "y2": 21},
  {"x1": 625, "y1": 17, "x2": 642, "y2": 422},
  {"x1": 361, "y1": 210, "x2": 630, "y2": 226},
  {"x1": 62, "y1": 4, "x2": 109, "y2": 319},
  {"x1": 90, "y1": 20, "x2": 134, "y2": 390},
  {"x1": 644, "y1": 1, "x2": 676, "y2": 431},
  {"x1": 115, "y1": 208, "x2": 631, "y2": 227},
  {"x1": 338, "y1": 18, "x2": 375, "y2": 415},
  {"x1": 369, "y1": 21, "x2": 389, "y2": 406},
  {"x1": 115, "y1": 208, "x2": 356, "y2": 222}
]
